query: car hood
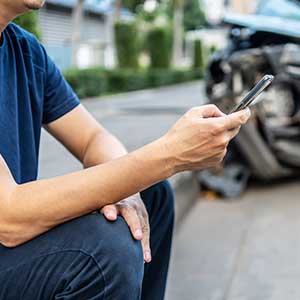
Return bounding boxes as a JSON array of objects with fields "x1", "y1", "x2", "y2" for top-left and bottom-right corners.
[{"x1": 223, "y1": 13, "x2": 300, "y2": 39}]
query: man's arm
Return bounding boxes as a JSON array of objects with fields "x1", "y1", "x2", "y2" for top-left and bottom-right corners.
[
  {"x1": 1, "y1": 104, "x2": 171, "y2": 248},
  {"x1": 0, "y1": 137, "x2": 170, "y2": 248},
  {"x1": 45, "y1": 105, "x2": 152, "y2": 262},
  {"x1": 44, "y1": 105, "x2": 128, "y2": 167},
  {"x1": 0, "y1": 105, "x2": 250, "y2": 248}
]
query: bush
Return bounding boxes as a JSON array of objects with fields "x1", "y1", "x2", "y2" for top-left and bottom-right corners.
[
  {"x1": 106, "y1": 69, "x2": 149, "y2": 92},
  {"x1": 147, "y1": 69, "x2": 177, "y2": 86},
  {"x1": 192, "y1": 69, "x2": 203, "y2": 80},
  {"x1": 64, "y1": 68, "x2": 108, "y2": 98},
  {"x1": 64, "y1": 68, "x2": 203, "y2": 98},
  {"x1": 14, "y1": 11, "x2": 41, "y2": 40},
  {"x1": 172, "y1": 69, "x2": 195, "y2": 83},
  {"x1": 193, "y1": 39, "x2": 205, "y2": 72},
  {"x1": 210, "y1": 45, "x2": 218, "y2": 54},
  {"x1": 147, "y1": 25, "x2": 173, "y2": 69},
  {"x1": 114, "y1": 21, "x2": 140, "y2": 69}
]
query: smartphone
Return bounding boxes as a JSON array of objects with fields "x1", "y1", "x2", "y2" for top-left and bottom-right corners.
[{"x1": 230, "y1": 74, "x2": 274, "y2": 113}]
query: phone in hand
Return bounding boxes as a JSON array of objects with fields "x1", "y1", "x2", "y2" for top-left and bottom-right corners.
[{"x1": 230, "y1": 74, "x2": 274, "y2": 113}]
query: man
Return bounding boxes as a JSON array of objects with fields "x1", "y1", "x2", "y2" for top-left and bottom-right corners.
[{"x1": 0, "y1": 0, "x2": 250, "y2": 299}]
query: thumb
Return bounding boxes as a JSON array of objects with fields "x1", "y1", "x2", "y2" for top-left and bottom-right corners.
[
  {"x1": 219, "y1": 108, "x2": 251, "y2": 130},
  {"x1": 101, "y1": 205, "x2": 118, "y2": 221}
]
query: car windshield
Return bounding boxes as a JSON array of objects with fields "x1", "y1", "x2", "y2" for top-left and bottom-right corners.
[{"x1": 257, "y1": 0, "x2": 300, "y2": 20}]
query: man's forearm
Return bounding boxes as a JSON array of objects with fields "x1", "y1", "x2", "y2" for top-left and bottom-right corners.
[
  {"x1": 0, "y1": 139, "x2": 173, "y2": 247},
  {"x1": 82, "y1": 130, "x2": 128, "y2": 167}
]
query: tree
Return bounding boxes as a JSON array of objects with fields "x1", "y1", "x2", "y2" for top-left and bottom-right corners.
[
  {"x1": 172, "y1": 0, "x2": 184, "y2": 66},
  {"x1": 193, "y1": 39, "x2": 205, "y2": 71},
  {"x1": 113, "y1": 0, "x2": 122, "y2": 21},
  {"x1": 167, "y1": 0, "x2": 207, "y2": 31},
  {"x1": 148, "y1": 25, "x2": 172, "y2": 68},
  {"x1": 14, "y1": 11, "x2": 41, "y2": 40},
  {"x1": 114, "y1": 21, "x2": 140, "y2": 68},
  {"x1": 71, "y1": 0, "x2": 85, "y2": 66},
  {"x1": 184, "y1": 0, "x2": 206, "y2": 31},
  {"x1": 123, "y1": 0, "x2": 145, "y2": 13}
]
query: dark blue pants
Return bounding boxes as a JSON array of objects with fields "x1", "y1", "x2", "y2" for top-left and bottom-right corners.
[{"x1": 0, "y1": 180, "x2": 174, "y2": 300}]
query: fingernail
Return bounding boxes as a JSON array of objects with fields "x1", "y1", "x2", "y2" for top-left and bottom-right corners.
[
  {"x1": 245, "y1": 108, "x2": 251, "y2": 117},
  {"x1": 135, "y1": 229, "x2": 142, "y2": 238},
  {"x1": 107, "y1": 211, "x2": 115, "y2": 219},
  {"x1": 240, "y1": 109, "x2": 251, "y2": 122},
  {"x1": 144, "y1": 251, "x2": 152, "y2": 263}
]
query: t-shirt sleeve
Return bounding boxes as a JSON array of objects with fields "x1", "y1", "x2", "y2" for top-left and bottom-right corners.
[{"x1": 42, "y1": 50, "x2": 80, "y2": 124}]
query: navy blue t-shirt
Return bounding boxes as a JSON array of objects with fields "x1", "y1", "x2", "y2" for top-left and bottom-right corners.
[{"x1": 0, "y1": 23, "x2": 80, "y2": 184}]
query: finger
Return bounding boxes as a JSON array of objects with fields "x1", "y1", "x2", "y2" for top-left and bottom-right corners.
[
  {"x1": 227, "y1": 108, "x2": 251, "y2": 129},
  {"x1": 211, "y1": 108, "x2": 251, "y2": 131},
  {"x1": 121, "y1": 207, "x2": 143, "y2": 240},
  {"x1": 226, "y1": 126, "x2": 241, "y2": 140},
  {"x1": 101, "y1": 205, "x2": 118, "y2": 221},
  {"x1": 140, "y1": 212, "x2": 151, "y2": 263},
  {"x1": 189, "y1": 105, "x2": 226, "y2": 119}
]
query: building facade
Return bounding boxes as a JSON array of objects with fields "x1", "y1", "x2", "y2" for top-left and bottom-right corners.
[
  {"x1": 38, "y1": 0, "x2": 113, "y2": 70},
  {"x1": 202, "y1": 0, "x2": 260, "y2": 24},
  {"x1": 226, "y1": 0, "x2": 259, "y2": 14}
]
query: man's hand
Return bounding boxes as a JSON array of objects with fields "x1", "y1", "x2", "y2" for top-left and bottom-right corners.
[
  {"x1": 101, "y1": 194, "x2": 151, "y2": 263},
  {"x1": 161, "y1": 104, "x2": 251, "y2": 173}
]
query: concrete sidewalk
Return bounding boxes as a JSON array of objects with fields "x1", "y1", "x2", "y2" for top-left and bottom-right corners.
[{"x1": 166, "y1": 180, "x2": 300, "y2": 300}]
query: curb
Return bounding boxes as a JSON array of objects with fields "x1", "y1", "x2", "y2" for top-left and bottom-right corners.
[{"x1": 169, "y1": 172, "x2": 200, "y2": 226}]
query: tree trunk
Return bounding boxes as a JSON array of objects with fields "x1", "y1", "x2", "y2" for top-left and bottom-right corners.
[
  {"x1": 113, "y1": 0, "x2": 122, "y2": 22},
  {"x1": 172, "y1": 0, "x2": 184, "y2": 67},
  {"x1": 107, "y1": 0, "x2": 121, "y2": 68},
  {"x1": 71, "y1": 0, "x2": 84, "y2": 67}
]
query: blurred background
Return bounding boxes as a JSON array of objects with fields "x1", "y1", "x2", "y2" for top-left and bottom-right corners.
[{"x1": 15, "y1": 0, "x2": 300, "y2": 299}]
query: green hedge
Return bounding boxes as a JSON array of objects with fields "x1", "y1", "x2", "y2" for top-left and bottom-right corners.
[
  {"x1": 193, "y1": 39, "x2": 205, "y2": 71},
  {"x1": 114, "y1": 21, "x2": 140, "y2": 69},
  {"x1": 147, "y1": 25, "x2": 173, "y2": 69},
  {"x1": 64, "y1": 68, "x2": 107, "y2": 98},
  {"x1": 64, "y1": 68, "x2": 202, "y2": 98},
  {"x1": 105, "y1": 69, "x2": 149, "y2": 92}
]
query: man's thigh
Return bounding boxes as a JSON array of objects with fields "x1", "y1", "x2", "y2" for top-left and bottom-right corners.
[{"x1": 0, "y1": 214, "x2": 144, "y2": 300}]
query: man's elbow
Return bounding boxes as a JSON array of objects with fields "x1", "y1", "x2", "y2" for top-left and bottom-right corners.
[
  {"x1": 0, "y1": 218, "x2": 43, "y2": 248},
  {"x1": 0, "y1": 198, "x2": 29, "y2": 248},
  {"x1": 0, "y1": 205, "x2": 46, "y2": 248},
  {"x1": 0, "y1": 222, "x2": 25, "y2": 248},
  {"x1": 0, "y1": 160, "x2": 25, "y2": 248},
  {"x1": 0, "y1": 204, "x2": 37, "y2": 248},
  {"x1": 0, "y1": 238, "x2": 20, "y2": 248}
]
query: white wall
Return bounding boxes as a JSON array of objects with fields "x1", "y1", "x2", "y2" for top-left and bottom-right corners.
[
  {"x1": 202, "y1": 0, "x2": 260, "y2": 24},
  {"x1": 202, "y1": 0, "x2": 225, "y2": 24}
]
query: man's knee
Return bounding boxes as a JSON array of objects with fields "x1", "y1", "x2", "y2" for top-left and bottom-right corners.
[
  {"x1": 0, "y1": 213, "x2": 144, "y2": 300},
  {"x1": 38, "y1": 214, "x2": 144, "y2": 298},
  {"x1": 62, "y1": 214, "x2": 144, "y2": 298},
  {"x1": 65, "y1": 214, "x2": 144, "y2": 298}
]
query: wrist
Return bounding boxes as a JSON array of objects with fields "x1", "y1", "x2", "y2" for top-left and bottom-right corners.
[{"x1": 153, "y1": 136, "x2": 177, "y2": 177}]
